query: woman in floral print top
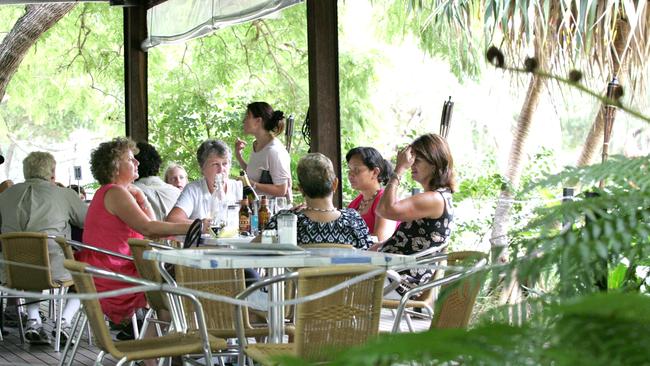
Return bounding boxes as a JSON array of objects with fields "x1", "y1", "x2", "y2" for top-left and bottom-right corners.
[{"x1": 372, "y1": 133, "x2": 456, "y2": 297}]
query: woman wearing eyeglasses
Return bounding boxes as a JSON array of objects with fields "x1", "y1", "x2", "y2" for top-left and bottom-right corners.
[{"x1": 346, "y1": 147, "x2": 397, "y2": 242}]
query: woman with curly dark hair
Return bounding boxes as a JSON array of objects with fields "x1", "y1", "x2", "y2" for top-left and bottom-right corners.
[{"x1": 77, "y1": 137, "x2": 207, "y2": 326}]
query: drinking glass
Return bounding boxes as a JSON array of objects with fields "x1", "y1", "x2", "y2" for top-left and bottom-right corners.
[{"x1": 275, "y1": 197, "x2": 289, "y2": 212}]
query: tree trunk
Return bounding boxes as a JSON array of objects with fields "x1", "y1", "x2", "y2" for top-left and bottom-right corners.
[
  {"x1": 0, "y1": 4, "x2": 76, "y2": 103},
  {"x1": 576, "y1": 17, "x2": 630, "y2": 167},
  {"x1": 490, "y1": 73, "x2": 546, "y2": 265}
]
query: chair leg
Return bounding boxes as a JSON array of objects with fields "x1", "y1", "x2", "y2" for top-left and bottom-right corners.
[
  {"x1": 68, "y1": 315, "x2": 87, "y2": 366},
  {"x1": 49, "y1": 289, "x2": 55, "y2": 320},
  {"x1": 16, "y1": 299, "x2": 24, "y2": 344},
  {"x1": 138, "y1": 308, "x2": 154, "y2": 340},
  {"x1": 0, "y1": 295, "x2": 5, "y2": 341},
  {"x1": 59, "y1": 310, "x2": 85, "y2": 366},
  {"x1": 95, "y1": 350, "x2": 105, "y2": 366},
  {"x1": 54, "y1": 287, "x2": 66, "y2": 352},
  {"x1": 404, "y1": 313, "x2": 414, "y2": 332},
  {"x1": 131, "y1": 313, "x2": 140, "y2": 340},
  {"x1": 86, "y1": 313, "x2": 92, "y2": 345}
]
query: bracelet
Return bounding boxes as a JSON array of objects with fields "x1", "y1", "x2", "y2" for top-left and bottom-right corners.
[
  {"x1": 390, "y1": 173, "x2": 402, "y2": 184},
  {"x1": 253, "y1": 182, "x2": 257, "y2": 190}
]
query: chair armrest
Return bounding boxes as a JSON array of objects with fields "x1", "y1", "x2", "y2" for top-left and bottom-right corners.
[
  {"x1": 83, "y1": 264, "x2": 213, "y2": 356},
  {"x1": 54, "y1": 236, "x2": 133, "y2": 261},
  {"x1": 382, "y1": 270, "x2": 402, "y2": 295},
  {"x1": 390, "y1": 259, "x2": 487, "y2": 333}
]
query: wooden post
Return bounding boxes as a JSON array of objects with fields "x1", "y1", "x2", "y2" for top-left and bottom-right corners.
[
  {"x1": 306, "y1": 0, "x2": 342, "y2": 207},
  {"x1": 124, "y1": 6, "x2": 148, "y2": 143}
]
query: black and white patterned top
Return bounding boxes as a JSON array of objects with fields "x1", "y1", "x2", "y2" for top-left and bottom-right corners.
[
  {"x1": 380, "y1": 188, "x2": 454, "y2": 296},
  {"x1": 265, "y1": 208, "x2": 372, "y2": 250}
]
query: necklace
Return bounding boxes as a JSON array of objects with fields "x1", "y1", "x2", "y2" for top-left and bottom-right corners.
[
  {"x1": 357, "y1": 190, "x2": 379, "y2": 213},
  {"x1": 305, "y1": 206, "x2": 338, "y2": 213}
]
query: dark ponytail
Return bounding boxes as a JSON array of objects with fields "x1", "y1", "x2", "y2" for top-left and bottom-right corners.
[
  {"x1": 379, "y1": 158, "x2": 394, "y2": 185},
  {"x1": 247, "y1": 101, "x2": 285, "y2": 136}
]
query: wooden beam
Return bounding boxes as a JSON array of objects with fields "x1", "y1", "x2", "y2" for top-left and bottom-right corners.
[
  {"x1": 123, "y1": 6, "x2": 148, "y2": 142},
  {"x1": 306, "y1": 0, "x2": 342, "y2": 207}
]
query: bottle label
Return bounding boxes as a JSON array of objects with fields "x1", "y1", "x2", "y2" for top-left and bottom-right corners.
[{"x1": 239, "y1": 216, "x2": 251, "y2": 234}]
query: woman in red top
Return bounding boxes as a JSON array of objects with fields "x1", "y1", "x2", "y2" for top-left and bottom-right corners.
[
  {"x1": 346, "y1": 147, "x2": 397, "y2": 242},
  {"x1": 77, "y1": 137, "x2": 204, "y2": 325}
]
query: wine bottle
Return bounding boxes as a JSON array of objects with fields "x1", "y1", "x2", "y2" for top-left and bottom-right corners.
[{"x1": 240, "y1": 170, "x2": 260, "y2": 202}]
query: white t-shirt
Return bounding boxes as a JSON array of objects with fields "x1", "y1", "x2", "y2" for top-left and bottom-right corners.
[
  {"x1": 246, "y1": 138, "x2": 292, "y2": 200},
  {"x1": 172, "y1": 178, "x2": 243, "y2": 220}
]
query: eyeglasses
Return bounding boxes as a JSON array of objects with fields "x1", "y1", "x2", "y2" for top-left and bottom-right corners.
[{"x1": 347, "y1": 166, "x2": 370, "y2": 175}]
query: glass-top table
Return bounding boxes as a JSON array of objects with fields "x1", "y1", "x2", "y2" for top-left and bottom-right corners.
[{"x1": 144, "y1": 243, "x2": 417, "y2": 343}]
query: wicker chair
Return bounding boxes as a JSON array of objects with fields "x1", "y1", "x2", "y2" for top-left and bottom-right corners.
[
  {"x1": 127, "y1": 239, "x2": 173, "y2": 328},
  {"x1": 391, "y1": 251, "x2": 488, "y2": 333},
  {"x1": 382, "y1": 243, "x2": 449, "y2": 332},
  {"x1": 54, "y1": 237, "x2": 143, "y2": 365},
  {"x1": 63, "y1": 259, "x2": 227, "y2": 366},
  {"x1": 174, "y1": 265, "x2": 272, "y2": 340},
  {"x1": 236, "y1": 265, "x2": 386, "y2": 366},
  {"x1": 0, "y1": 232, "x2": 74, "y2": 352}
]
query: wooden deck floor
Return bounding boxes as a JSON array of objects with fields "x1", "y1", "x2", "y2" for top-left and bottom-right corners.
[
  {"x1": 0, "y1": 309, "x2": 428, "y2": 365},
  {"x1": 0, "y1": 314, "x2": 118, "y2": 366}
]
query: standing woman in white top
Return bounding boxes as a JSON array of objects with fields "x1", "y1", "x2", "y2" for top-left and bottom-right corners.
[
  {"x1": 167, "y1": 140, "x2": 243, "y2": 223},
  {"x1": 235, "y1": 102, "x2": 292, "y2": 201}
]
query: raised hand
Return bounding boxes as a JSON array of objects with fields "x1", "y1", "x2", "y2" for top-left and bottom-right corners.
[
  {"x1": 234, "y1": 138, "x2": 247, "y2": 157},
  {"x1": 395, "y1": 145, "x2": 414, "y2": 175}
]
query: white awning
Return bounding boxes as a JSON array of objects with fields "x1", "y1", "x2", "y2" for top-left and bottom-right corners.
[{"x1": 143, "y1": 0, "x2": 302, "y2": 50}]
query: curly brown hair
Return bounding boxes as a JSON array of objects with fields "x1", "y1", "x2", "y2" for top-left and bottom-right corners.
[
  {"x1": 90, "y1": 137, "x2": 138, "y2": 185},
  {"x1": 410, "y1": 133, "x2": 456, "y2": 193}
]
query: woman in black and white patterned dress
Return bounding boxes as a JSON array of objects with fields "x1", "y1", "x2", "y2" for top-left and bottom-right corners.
[
  {"x1": 264, "y1": 153, "x2": 372, "y2": 250},
  {"x1": 372, "y1": 133, "x2": 456, "y2": 298}
]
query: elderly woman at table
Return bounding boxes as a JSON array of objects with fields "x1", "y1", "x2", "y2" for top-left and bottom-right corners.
[
  {"x1": 263, "y1": 153, "x2": 372, "y2": 249},
  {"x1": 76, "y1": 137, "x2": 204, "y2": 328},
  {"x1": 372, "y1": 133, "x2": 455, "y2": 298},
  {"x1": 167, "y1": 139, "x2": 243, "y2": 223}
]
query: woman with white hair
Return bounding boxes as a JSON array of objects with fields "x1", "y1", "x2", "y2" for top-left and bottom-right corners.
[
  {"x1": 0, "y1": 151, "x2": 87, "y2": 345},
  {"x1": 167, "y1": 139, "x2": 243, "y2": 223}
]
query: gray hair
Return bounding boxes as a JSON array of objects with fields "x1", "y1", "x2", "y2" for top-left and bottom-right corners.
[
  {"x1": 23, "y1": 151, "x2": 56, "y2": 180},
  {"x1": 297, "y1": 153, "x2": 336, "y2": 198},
  {"x1": 196, "y1": 140, "x2": 231, "y2": 169}
]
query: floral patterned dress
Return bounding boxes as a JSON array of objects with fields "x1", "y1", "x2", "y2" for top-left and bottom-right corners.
[{"x1": 380, "y1": 188, "x2": 454, "y2": 296}]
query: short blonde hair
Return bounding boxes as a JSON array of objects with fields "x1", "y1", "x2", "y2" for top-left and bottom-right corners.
[
  {"x1": 297, "y1": 153, "x2": 336, "y2": 198},
  {"x1": 90, "y1": 137, "x2": 138, "y2": 185},
  {"x1": 23, "y1": 152, "x2": 56, "y2": 180}
]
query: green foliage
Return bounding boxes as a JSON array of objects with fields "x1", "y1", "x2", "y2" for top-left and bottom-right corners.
[
  {"x1": 276, "y1": 292, "x2": 650, "y2": 365},
  {"x1": 374, "y1": 0, "x2": 484, "y2": 81},
  {"x1": 147, "y1": 5, "x2": 310, "y2": 184},
  {"x1": 0, "y1": 4, "x2": 124, "y2": 142}
]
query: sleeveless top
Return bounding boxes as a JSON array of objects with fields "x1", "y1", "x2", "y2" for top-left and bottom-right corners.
[
  {"x1": 348, "y1": 188, "x2": 383, "y2": 234},
  {"x1": 380, "y1": 188, "x2": 454, "y2": 296},
  {"x1": 77, "y1": 184, "x2": 147, "y2": 323}
]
